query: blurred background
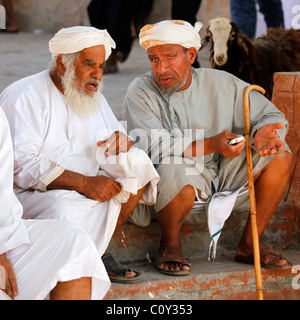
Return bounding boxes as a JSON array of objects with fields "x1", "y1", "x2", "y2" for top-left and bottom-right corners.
[{"x1": 1, "y1": 0, "x2": 298, "y2": 37}]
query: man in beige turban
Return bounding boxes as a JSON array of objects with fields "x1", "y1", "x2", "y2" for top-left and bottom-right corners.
[
  {"x1": 0, "y1": 26, "x2": 159, "y2": 285},
  {"x1": 123, "y1": 20, "x2": 292, "y2": 275}
]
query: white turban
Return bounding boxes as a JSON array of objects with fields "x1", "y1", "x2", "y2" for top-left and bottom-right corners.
[
  {"x1": 49, "y1": 26, "x2": 116, "y2": 61},
  {"x1": 139, "y1": 20, "x2": 202, "y2": 51}
]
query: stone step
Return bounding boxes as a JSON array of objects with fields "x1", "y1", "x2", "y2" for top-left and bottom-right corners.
[
  {"x1": 107, "y1": 201, "x2": 296, "y2": 264},
  {"x1": 105, "y1": 201, "x2": 298, "y2": 300},
  {"x1": 105, "y1": 201, "x2": 300, "y2": 300},
  {"x1": 104, "y1": 249, "x2": 300, "y2": 300}
]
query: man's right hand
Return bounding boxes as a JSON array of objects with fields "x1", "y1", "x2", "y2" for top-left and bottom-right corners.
[
  {"x1": 208, "y1": 131, "x2": 245, "y2": 158},
  {"x1": 48, "y1": 170, "x2": 122, "y2": 202},
  {"x1": 82, "y1": 175, "x2": 122, "y2": 202},
  {"x1": 183, "y1": 131, "x2": 245, "y2": 159}
]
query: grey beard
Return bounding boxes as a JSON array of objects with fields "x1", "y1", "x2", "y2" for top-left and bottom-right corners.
[{"x1": 160, "y1": 69, "x2": 190, "y2": 96}]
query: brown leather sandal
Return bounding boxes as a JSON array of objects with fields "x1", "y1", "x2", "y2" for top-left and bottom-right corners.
[
  {"x1": 155, "y1": 245, "x2": 191, "y2": 276},
  {"x1": 235, "y1": 242, "x2": 293, "y2": 270}
]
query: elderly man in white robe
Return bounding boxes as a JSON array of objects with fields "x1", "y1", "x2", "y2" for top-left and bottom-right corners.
[
  {"x1": 123, "y1": 20, "x2": 293, "y2": 276},
  {"x1": 0, "y1": 108, "x2": 111, "y2": 300},
  {"x1": 0, "y1": 26, "x2": 159, "y2": 283}
]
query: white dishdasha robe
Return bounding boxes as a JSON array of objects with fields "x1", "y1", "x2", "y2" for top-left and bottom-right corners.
[
  {"x1": 0, "y1": 108, "x2": 110, "y2": 300},
  {"x1": 0, "y1": 70, "x2": 159, "y2": 257}
]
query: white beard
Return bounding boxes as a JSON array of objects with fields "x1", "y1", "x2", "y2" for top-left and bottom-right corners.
[{"x1": 61, "y1": 66, "x2": 103, "y2": 117}]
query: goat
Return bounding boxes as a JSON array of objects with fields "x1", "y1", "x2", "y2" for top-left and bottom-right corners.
[{"x1": 201, "y1": 17, "x2": 300, "y2": 100}]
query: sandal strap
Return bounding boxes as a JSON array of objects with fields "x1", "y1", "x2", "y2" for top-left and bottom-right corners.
[
  {"x1": 102, "y1": 253, "x2": 133, "y2": 277},
  {"x1": 260, "y1": 246, "x2": 286, "y2": 265},
  {"x1": 246, "y1": 242, "x2": 289, "y2": 266},
  {"x1": 155, "y1": 245, "x2": 190, "y2": 267}
]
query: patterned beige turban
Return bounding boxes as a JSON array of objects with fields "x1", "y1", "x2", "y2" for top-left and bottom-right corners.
[
  {"x1": 49, "y1": 26, "x2": 116, "y2": 61},
  {"x1": 139, "y1": 20, "x2": 202, "y2": 51}
]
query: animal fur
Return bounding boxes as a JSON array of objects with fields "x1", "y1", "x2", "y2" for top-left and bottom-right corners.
[{"x1": 201, "y1": 17, "x2": 300, "y2": 100}]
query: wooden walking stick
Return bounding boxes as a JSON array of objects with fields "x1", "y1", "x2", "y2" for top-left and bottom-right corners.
[{"x1": 243, "y1": 85, "x2": 265, "y2": 300}]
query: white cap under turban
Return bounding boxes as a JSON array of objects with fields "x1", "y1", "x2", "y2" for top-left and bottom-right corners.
[
  {"x1": 139, "y1": 20, "x2": 202, "y2": 51},
  {"x1": 49, "y1": 26, "x2": 116, "y2": 61}
]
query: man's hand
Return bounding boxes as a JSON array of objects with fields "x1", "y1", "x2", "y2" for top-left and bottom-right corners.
[
  {"x1": 97, "y1": 131, "x2": 133, "y2": 157},
  {"x1": 209, "y1": 131, "x2": 245, "y2": 159},
  {"x1": 0, "y1": 253, "x2": 18, "y2": 299},
  {"x1": 254, "y1": 123, "x2": 285, "y2": 156},
  {"x1": 82, "y1": 175, "x2": 122, "y2": 202}
]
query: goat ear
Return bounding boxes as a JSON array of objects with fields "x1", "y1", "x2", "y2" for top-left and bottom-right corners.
[
  {"x1": 236, "y1": 34, "x2": 249, "y2": 55},
  {"x1": 200, "y1": 35, "x2": 210, "y2": 50},
  {"x1": 231, "y1": 20, "x2": 249, "y2": 54},
  {"x1": 230, "y1": 20, "x2": 240, "y2": 33}
]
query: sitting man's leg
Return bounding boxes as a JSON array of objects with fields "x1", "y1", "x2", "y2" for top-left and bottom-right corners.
[
  {"x1": 11, "y1": 219, "x2": 110, "y2": 300},
  {"x1": 115, "y1": 186, "x2": 147, "y2": 231},
  {"x1": 103, "y1": 186, "x2": 147, "y2": 282},
  {"x1": 156, "y1": 185, "x2": 195, "y2": 274},
  {"x1": 153, "y1": 157, "x2": 211, "y2": 275},
  {"x1": 100, "y1": 147, "x2": 159, "y2": 282},
  {"x1": 236, "y1": 150, "x2": 293, "y2": 268},
  {"x1": 50, "y1": 277, "x2": 91, "y2": 300}
]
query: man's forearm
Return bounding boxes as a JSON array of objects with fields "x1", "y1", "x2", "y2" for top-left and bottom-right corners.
[
  {"x1": 47, "y1": 169, "x2": 87, "y2": 194},
  {"x1": 182, "y1": 137, "x2": 217, "y2": 158}
]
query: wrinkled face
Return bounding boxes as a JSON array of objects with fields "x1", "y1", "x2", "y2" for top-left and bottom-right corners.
[
  {"x1": 73, "y1": 45, "x2": 106, "y2": 96},
  {"x1": 208, "y1": 18, "x2": 233, "y2": 66},
  {"x1": 147, "y1": 44, "x2": 195, "y2": 92}
]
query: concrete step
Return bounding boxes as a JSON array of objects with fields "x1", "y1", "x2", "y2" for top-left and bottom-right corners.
[
  {"x1": 107, "y1": 201, "x2": 296, "y2": 264},
  {"x1": 104, "y1": 249, "x2": 300, "y2": 300},
  {"x1": 104, "y1": 201, "x2": 299, "y2": 300}
]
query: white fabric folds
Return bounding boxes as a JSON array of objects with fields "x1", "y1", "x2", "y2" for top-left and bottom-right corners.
[
  {"x1": 193, "y1": 185, "x2": 249, "y2": 261},
  {"x1": 139, "y1": 20, "x2": 202, "y2": 51},
  {"x1": 49, "y1": 26, "x2": 116, "y2": 61},
  {"x1": 97, "y1": 146, "x2": 160, "y2": 205},
  {"x1": 0, "y1": 108, "x2": 110, "y2": 300},
  {"x1": 206, "y1": 185, "x2": 249, "y2": 261},
  {"x1": 10, "y1": 219, "x2": 110, "y2": 300}
]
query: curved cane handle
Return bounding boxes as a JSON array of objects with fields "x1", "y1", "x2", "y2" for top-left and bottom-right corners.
[{"x1": 243, "y1": 85, "x2": 266, "y2": 135}]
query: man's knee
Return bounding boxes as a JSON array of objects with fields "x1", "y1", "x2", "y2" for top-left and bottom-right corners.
[
  {"x1": 158, "y1": 185, "x2": 196, "y2": 223},
  {"x1": 270, "y1": 150, "x2": 293, "y2": 173},
  {"x1": 176, "y1": 185, "x2": 196, "y2": 202},
  {"x1": 165, "y1": 185, "x2": 196, "y2": 211},
  {"x1": 256, "y1": 151, "x2": 293, "y2": 182}
]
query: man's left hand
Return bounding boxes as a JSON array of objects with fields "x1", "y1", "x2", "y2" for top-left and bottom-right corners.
[
  {"x1": 97, "y1": 131, "x2": 133, "y2": 156},
  {"x1": 254, "y1": 123, "x2": 285, "y2": 157}
]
